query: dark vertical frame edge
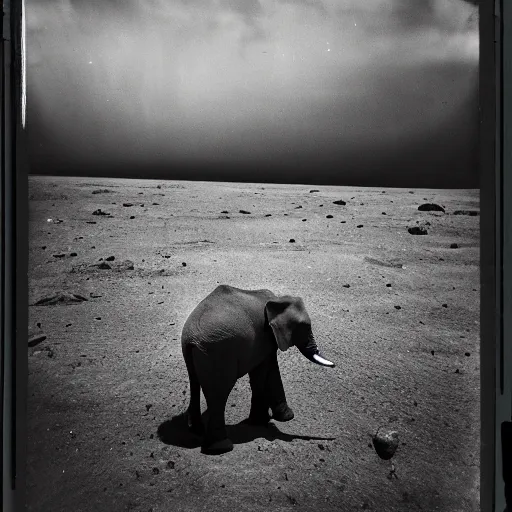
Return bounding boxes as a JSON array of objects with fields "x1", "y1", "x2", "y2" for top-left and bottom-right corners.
[
  {"x1": 480, "y1": 0, "x2": 497, "y2": 510},
  {"x1": 14, "y1": 0, "x2": 27, "y2": 509},
  {"x1": 2, "y1": 0, "x2": 27, "y2": 510}
]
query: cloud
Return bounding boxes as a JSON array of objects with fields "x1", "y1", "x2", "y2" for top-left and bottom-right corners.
[{"x1": 25, "y1": 0, "x2": 478, "y2": 179}]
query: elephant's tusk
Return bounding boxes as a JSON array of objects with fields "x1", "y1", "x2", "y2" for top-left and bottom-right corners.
[{"x1": 312, "y1": 353, "x2": 335, "y2": 368}]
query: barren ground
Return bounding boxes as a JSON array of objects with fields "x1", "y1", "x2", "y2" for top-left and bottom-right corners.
[{"x1": 27, "y1": 176, "x2": 480, "y2": 512}]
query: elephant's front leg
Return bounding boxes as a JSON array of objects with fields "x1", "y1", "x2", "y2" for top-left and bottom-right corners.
[
  {"x1": 265, "y1": 351, "x2": 294, "y2": 422},
  {"x1": 247, "y1": 359, "x2": 273, "y2": 425}
]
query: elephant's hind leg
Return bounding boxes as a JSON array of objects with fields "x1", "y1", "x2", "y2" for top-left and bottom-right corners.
[
  {"x1": 184, "y1": 346, "x2": 203, "y2": 436},
  {"x1": 193, "y1": 349, "x2": 236, "y2": 455}
]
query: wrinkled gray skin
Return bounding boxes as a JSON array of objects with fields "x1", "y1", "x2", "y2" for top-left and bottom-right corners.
[{"x1": 181, "y1": 285, "x2": 335, "y2": 455}]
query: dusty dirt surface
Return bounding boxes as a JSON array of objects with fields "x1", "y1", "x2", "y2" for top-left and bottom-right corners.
[{"x1": 27, "y1": 177, "x2": 480, "y2": 512}]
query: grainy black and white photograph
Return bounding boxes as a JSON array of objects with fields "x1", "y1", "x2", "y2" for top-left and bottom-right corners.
[{"x1": 26, "y1": 1, "x2": 479, "y2": 511}]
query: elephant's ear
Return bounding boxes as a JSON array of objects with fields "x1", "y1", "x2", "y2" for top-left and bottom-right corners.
[{"x1": 265, "y1": 299, "x2": 294, "y2": 352}]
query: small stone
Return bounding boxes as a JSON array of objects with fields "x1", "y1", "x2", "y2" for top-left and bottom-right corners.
[
  {"x1": 382, "y1": 212, "x2": 386, "y2": 215},
  {"x1": 302, "y1": 219, "x2": 307, "y2": 222},
  {"x1": 239, "y1": 210, "x2": 251, "y2": 214},
  {"x1": 431, "y1": 350, "x2": 435, "y2": 355},
  {"x1": 152, "y1": 468, "x2": 159, "y2": 475},
  {"x1": 418, "y1": 203, "x2": 445, "y2": 213},
  {"x1": 167, "y1": 460, "x2": 175, "y2": 469},
  {"x1": 146, "y1": 404, "x2": 152, "y2": 411},
  {"x1": 265, "y1": 214, "x2": 272, "y2": 217},
  {"x1": 123, "y1": 203, "x2": 133, "y2": 207},
  {"x1": 92, "y1": 209, "x2": 110, "y2": 216},
  {"x1": 408, "y1": 226, "x2": 428, "y2": 235},
  {"x1": 372, "y1": 427, "x2": 399, "y2": 460},
  {"x1": 106, "y1": 256, "x2": 115, "y2": 261},
  {"x1": 450, "y1": 243, "x2": 459, "y2": 249},
  {"x1": 318, "y1": 443, "x2": 325, "y2": 450},
  {"x1": 357, "y1": 225, "x2": 363, "y2": 228},
  {"x1": 326, "y1": 215, "x2": 333, "y2": 219},
  {"x1": 289, "y1": 239, "x2": 296, "y2": 243},
  {"x1": 130, "y1": 216, "x2": 135, "y2": 219},
  {"x1": 95, "y1": 317, "x2": 101, "y2": 320},
  {"x1": 96, "y1": 262, "x2": 111, "y2": 270},
  {"x1": 394, "y1": 305, "x2": 401, "y2": 310},
  {"x1": 69, "y1": 252, "x2": 77, "y2": 257},
  {"x1": 333, "y1": 200, "x2": 346, "y2": 205},
  {"x1": 465, "y1": 352, "x2": 471, "y2": 357},
  {"x1": 442, "y1": 303, "x2": 448, "y2": 308},
  {"x1": 455, "y1": 369, "x2": 460, "y2": 374},
  {"x1": 453, "y1": 210, "x2": 479, "y2": 216},
  {"x1": 182, "y1": 262, "x2": 187, "y2": 267},
  {"x1": 386, "y1": 284, "x2": 391, "y2": 287},
  {"x1": 309, "y1": 190, "x2": 319, "y2": 193}
]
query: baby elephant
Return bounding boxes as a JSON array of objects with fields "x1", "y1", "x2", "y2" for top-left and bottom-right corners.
[{"x1": 181, "y1": 285, "x2": 335, "y2": 455}]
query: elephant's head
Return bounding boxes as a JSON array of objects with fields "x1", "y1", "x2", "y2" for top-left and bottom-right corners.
[{"x1": 265, "y1": 296, "x2": 335, "y2": 368}]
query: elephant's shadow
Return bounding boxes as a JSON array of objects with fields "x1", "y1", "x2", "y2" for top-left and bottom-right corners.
[{"x1": 157, "y1": 411, "x2": 335, "y2": 450}]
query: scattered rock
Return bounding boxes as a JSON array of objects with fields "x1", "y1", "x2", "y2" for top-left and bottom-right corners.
[
  {"x1": 34, "y1": 292, "x2": 88, "y2": 306},
  {"x1": 92, "y1": 209, "x2": 110, "y2": 216},
  {"x1": 239, "y1": 210, "x2": 251, "y2": 214},
  {"x1": 182, "y1": 262, "x2": 187, "y2": 267},
  {"x1": 333, "y1": 200, "x2": 346, "y2": 205},
  {"x1": 119, "y1": 260, "x2": 135, "y2": 271},
  {"x1": 418, "y1": 203, "x2": 445, "y2": 213},
  {"x1": 94, "y1": 262, "x2": 111, "y2": 270},
  {"x1": 450, "y1": 243, "x2": 459, "y2": 249},
  {"x1": 28, "y1": 330, "x2": 47, "y2": 347},
  {"x1": 408, "y1": 226, "x2": 428, "y2": 235},
  {"x1": 372, "y1": 427, "x2": 399, "y2": 460},
  {"x1": 453, "y1": 210, "x2": 479, "y2": 216},
  {"x1": 295, "y1": 205, "x2": 303, "y2": 209}
]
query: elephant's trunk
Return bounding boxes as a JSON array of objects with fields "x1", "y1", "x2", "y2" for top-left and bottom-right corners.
[{"x1": 297, "y1": 332, "x2": 335, "y2": 368}]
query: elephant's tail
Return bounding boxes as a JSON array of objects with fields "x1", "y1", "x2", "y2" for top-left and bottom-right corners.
[{"x1": 183, "y1": 343, "x2": 201, "y2": 402}]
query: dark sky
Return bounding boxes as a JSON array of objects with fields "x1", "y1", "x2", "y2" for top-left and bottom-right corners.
[{"x1": 25, "y1": 0, "x2": 479, "y2": 188}]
